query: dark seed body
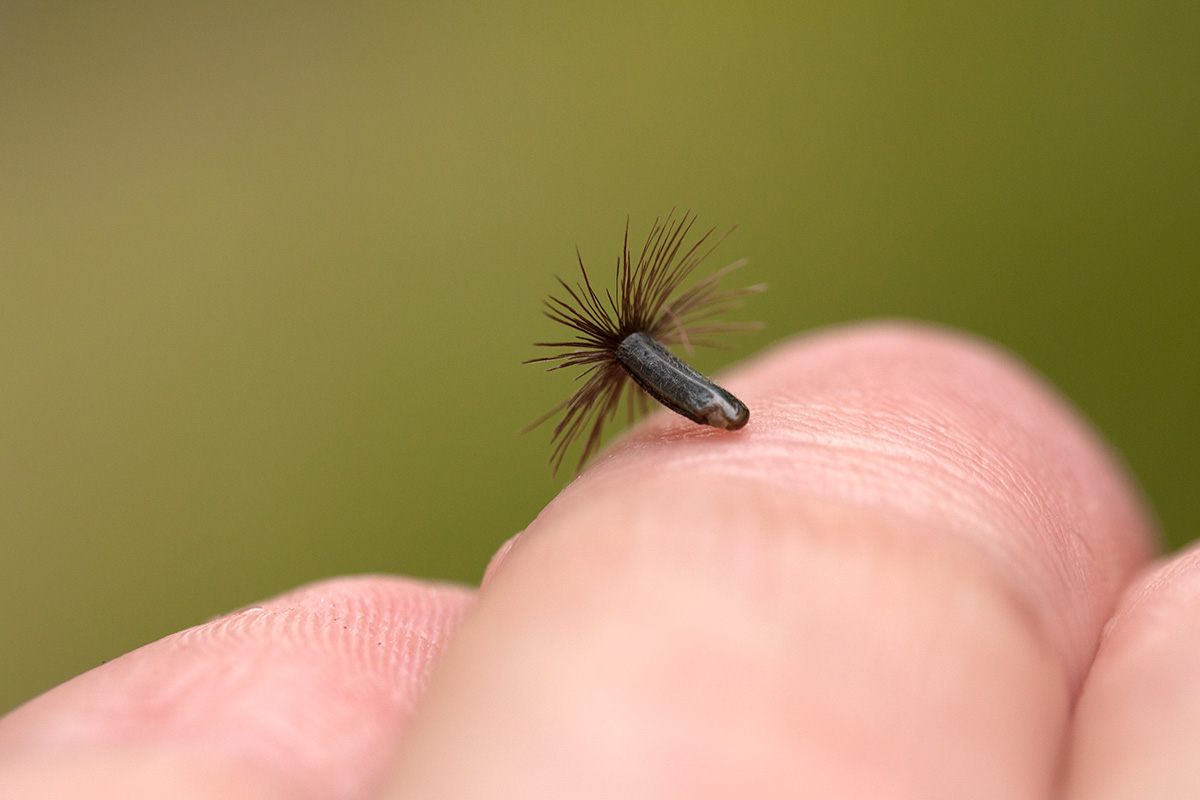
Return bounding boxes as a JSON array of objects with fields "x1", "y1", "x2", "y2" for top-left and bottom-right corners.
[{"x1": 615, "y1": 332, "x2": 749, "y2": 431}]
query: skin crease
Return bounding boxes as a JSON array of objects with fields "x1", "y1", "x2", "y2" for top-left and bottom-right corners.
[{"x1": 0, "y1": 320, "x2": 1192, "y2": 799}]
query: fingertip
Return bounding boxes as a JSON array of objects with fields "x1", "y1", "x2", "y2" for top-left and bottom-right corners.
[
  {"x1": 388, "y1": 322, "x2": 1156, "y2": 798},
  {"x1": 0, "y1": 575, "x2": 474, "y2": 800},
  {"x1": 1067, "y1": 543, "x2": 1200, "y2": 798},
  {"x1": 588, "y1": 320, "x2": 1155, "y2": 679}
]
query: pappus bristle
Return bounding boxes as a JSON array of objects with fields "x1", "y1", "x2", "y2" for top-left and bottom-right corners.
[{"x1": 526, "y1": 210, "x2": 764, "y2": 474}]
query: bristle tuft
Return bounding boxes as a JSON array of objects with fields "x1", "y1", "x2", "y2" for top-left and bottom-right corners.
[{"x1": 526, "y1": 211, "x2": 759, "y2": 474}]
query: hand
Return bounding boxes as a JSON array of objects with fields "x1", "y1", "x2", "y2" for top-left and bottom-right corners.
[{"x1": 0, "y1": 322, "x2": 1186, "y2": 799}]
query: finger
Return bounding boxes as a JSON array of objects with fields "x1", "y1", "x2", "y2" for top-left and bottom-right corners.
[
  {"x1": 0, "y1": 576, "x2": 472, "y2": 800},
  {"x1": 387, "y1": 322, "x2": 1155, "y2": 800},
  {"x1": 1065, "y1": 542, "x2": 1200, "y2": 798}
]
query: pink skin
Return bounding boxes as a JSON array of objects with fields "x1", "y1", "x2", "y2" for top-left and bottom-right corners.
[{"x1": 0, "y1": 321, "x2": 1189, "y2": 799}]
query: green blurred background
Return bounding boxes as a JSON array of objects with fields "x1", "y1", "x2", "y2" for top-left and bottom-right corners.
[{"x1": 2, "y1": 3, "x2": 1197, "y2": 714}]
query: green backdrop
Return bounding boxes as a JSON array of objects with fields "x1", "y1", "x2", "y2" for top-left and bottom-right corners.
[{"x1": 2, "y1": 3, "x2": 1197, "y2": 714}]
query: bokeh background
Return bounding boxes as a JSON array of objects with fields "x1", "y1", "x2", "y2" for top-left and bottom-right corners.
[{"x1": 2, "y1": 3, "x2": 1197, "y2": 714}]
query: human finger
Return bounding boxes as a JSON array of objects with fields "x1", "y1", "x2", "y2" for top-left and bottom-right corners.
[
  {"x1": 1065, "y1": 542, "x2": 1200, "y2": 798},
  {"x1": 0, "y1": 576, "x2": 472, "y2": 800},
  {"x1": 386, "y1": 322, "x2": 1155, "y2": 799}
]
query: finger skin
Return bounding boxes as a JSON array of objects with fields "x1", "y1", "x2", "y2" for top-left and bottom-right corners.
[
  {"x1": 388, "y1": 322, "x2": 1155, "y2": 799},
  {"x1": 0, "y1": 576, "x2": 473, "y2": 800},
  {"x1": 1066, "y1": 542, "x2": 1200, "y2": 798}
]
